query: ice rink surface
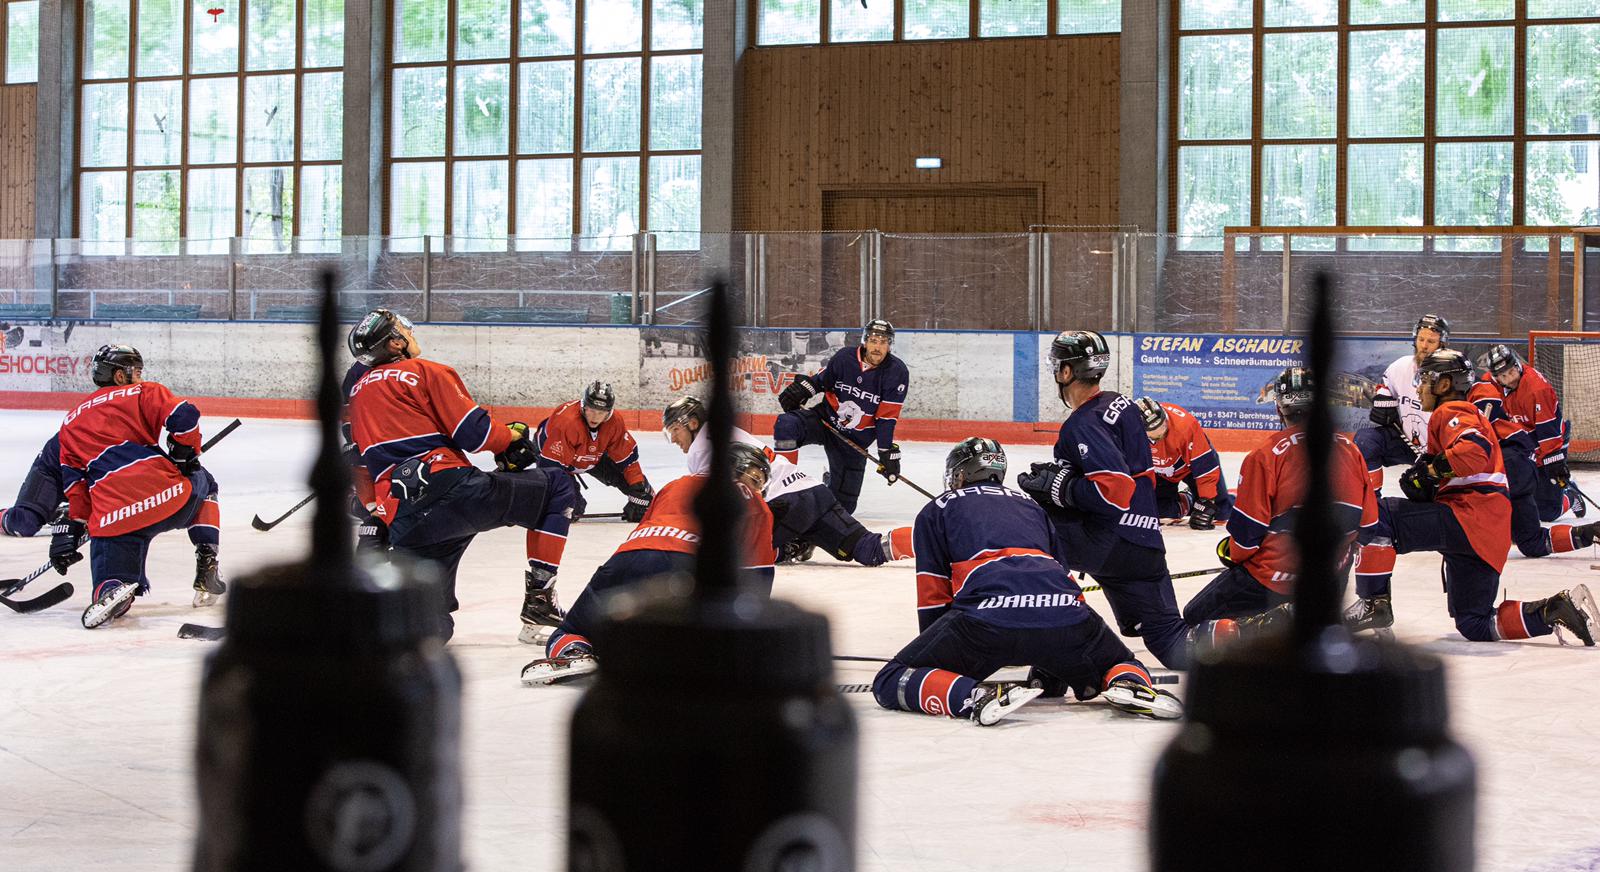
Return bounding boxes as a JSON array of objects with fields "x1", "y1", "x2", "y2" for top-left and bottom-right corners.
[{"x1": 3, "y1": 409, "x2": 1599, "y2": 871}]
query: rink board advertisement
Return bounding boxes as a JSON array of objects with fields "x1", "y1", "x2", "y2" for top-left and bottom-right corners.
[{"x1": 0, "y1": 322, "x2": 96, "y2": 392}]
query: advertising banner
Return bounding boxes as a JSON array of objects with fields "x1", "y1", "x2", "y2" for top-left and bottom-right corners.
[{"x1": 0, "y1": 322, "x2": 95, "y2": 392}]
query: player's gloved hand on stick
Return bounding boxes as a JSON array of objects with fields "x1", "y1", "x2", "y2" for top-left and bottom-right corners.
[
  {"x1": 1543, "y1": 456, "x2": 1572, "y2": 488},
  {"x1": 778, "y1": 378, "x2": 817, "y2": 413},
  {"x1": 167, "y1": 436, "x2": 201, "y2": 475},
  {"x1": 1216, "y1": 537, "x2": 1240, "y2": 570},
  {"x1": 1399, "y1": 454, "x2": 1450, "y2": 502},
  {"x1": 1188, "y1": 497, "x2": 1217, "y2": 530},
  {"x1": 49, "y1": 518, "x2": 86, "y2": 575},
  {"x1": 878, "y1": 443, "x2": 902, "y2": 483},
  {"x1": 1017, "y1": 461, "x2": 1077, "y2": 510},
  {"x1": 568, "y1": 484, "x2": 588, "y2": 523},
  {"x1": 496, "y1": 421, "x2": 538, "y2": 472},
  {"x1": 357, "y1": 514, "x2": 390, "y2": 554},
  {"x1": 622, "y1": 480, "x2": 654, "y2": 523},
  {"x1": 1368, "y1": 392, "x2": 1400, "y2": 428}
]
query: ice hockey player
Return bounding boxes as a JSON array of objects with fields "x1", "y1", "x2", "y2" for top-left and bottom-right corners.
[
  {"x1": 663, "y1": 394, "x2": 913, "y2": 566},
  {"x1": 1468, "y1": 346, "x2": 1595, "y2": 557},
  {"x1": 1016, "y1": 330, "x2": 1189, "y2": 669},
  {"x1": 772, "y1": 319, "x2": 909, "y2": 513},
  {"x1": 344, "y1": 312, "x2": 387, "y2": 556},
  {"x1": 1184, "y1": 368, "x2": 1378, "y2": 644},
  {"x1": 1355, "y1": 314, "x2": 1448, "y2": 489},
  {"x1": 1478, "y1": 344, "x2": 1585, "y2": 521},
  {"x1": 534, "y1": 381, "x2": 654, "y2": 522},
  {"x1": 871, "y1": 437, "x2": 1180, "y2": 725},
  {"x1": 344, "y1": 310, "x2": 579, "y2": 643},
  {"x1": 1345, "y1": 349, "x2": 1599, "y2": 644},
  {"x1": 521, "y1": 443, "x2": 778, "y2": 684},
  {"x1": 1134, "y1": 397, "x2": 1233, "y2": 529},
  {"x1": 57, "y1": 345, "x2": 225, "y2": 627},
  {"x1": 0, "y1": 435, "x2": 62, "y2": 539}
]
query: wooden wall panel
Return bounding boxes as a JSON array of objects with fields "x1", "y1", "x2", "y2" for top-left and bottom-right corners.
[
  {"x1": 0, "y1": 85, "x2": 37, "y2": 238},
  {"x1": 736, "y1": 37, "x2": 1119, "y2": 232}
]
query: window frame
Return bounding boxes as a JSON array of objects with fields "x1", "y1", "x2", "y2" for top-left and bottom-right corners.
[
  {"x1": 747, "y1": 0, "x2": 1122, "y2": 47},
  {"x1": 3, "y1": 0, "x2": 40, "y2": 84}
]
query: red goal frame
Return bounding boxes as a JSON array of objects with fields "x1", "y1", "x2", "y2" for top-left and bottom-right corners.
[{"x1": 1528, "y1": 331, "x2": 1600, "y2": 362}]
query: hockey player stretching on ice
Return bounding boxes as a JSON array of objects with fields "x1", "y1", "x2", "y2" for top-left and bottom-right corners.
[
  {"x1": 1355, "y1": 314, "x2": 1448, "y2": 490},
  {"x1": 1016, "y1": 330, "x2": 1189, "y2": 669},
  {"x1": 344, "y1": 310, "x2": 579, "y2": 643},
  {"x1": 1, "y1": 435, "x2": 62, "y2": 539},
  {"x1": 534, "y1": 381, "x2": 654, "y2": 522},
  {"x1": 872, "y1": 438, "x2": 1180, "y2": 726},
  {"x1": 521, "y1": 444, "x2": 778, "y2": 685},
  {"x1": 1184, "y1": 368, "x2": 1377, "y2": 640},
  {"x1": 1479, "y1": 345, "x2": 1585, "y2": 521},
  {"x1": 58, "y1": 345, "x2": 225, "y2": 628},
  {"x1": 662, "y1": 395, "x2": 913, "y2": 566},
  {"x1": 1346, "y1": 349, "x2": 1599, "y2": 645},
  {"x1": 1134, "y1": 397, "x2": 1233, "y2": 529},
  {"x1": 773, "y1": 319, "x2": 909, "y2": 513}
]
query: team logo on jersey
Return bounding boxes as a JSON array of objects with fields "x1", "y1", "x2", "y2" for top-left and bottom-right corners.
[
  {"x1": 351, "y1": 368, "x2": 420, "y2": 395},
  {"x1": 64, "y1": 384, "x2": 143, "y2": 425},
  {"x1": 1078, "y1": 443, "x2": 1089, "y2": 457},
  {"x1": 835, "y1": 400, "x2": 866, "y2": 428}
]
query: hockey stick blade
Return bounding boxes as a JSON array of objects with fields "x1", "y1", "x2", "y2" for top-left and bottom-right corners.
[
  {"x1": 251, "y1": 492, "x2": 315, "y2": 531},
  {"x1": 178, "y1": 623, "x2": 226, "y2": 641},
  {"x1": 0, "y1": 582, "x2": 74, "y2": 614}
]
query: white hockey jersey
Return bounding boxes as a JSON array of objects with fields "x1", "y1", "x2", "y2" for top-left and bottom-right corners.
[
  {"x1": 686, "y1": 425, "x2": 824, "y2": 501},
  {"x1": 1380, "y1": 355, "x2": 1430, "y2": 451}
]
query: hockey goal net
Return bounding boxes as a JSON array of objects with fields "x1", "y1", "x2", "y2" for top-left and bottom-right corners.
[{"x1": 1529, "y1": 331, "x2": 1600, "y2": 464}]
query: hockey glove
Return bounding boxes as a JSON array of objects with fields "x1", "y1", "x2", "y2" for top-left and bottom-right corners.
[
  {"x1": 778, "y1": 378, "x2": 817, "y2": 413},
  {"x1": 1188, "y1": 497, "x2": 1217, "y2": 531},
  {"x1": 1017, "y1": 462, "x2": 1077, "y2": 511},
  {"x1": 1542, "y1": 457, "x2": 1572, "y2": 488},
  {"x1": 49, "y1": 517, "x2": 86, "y2": 575},
  {"x1": 1368, "y1": 392, "x2": 1400, "y2": 428},
  {"x1": 621, "y1": 480, "x2": 654, "y2": 523},
  {"x1": 1216, "y1": 537, "x2": 1240, "y2": 570},
  {"x1": 1399, "y1": 455, "x2": 1450, "y2": 502},
  {"x1": 496, "y1": 422, "x2": 539, "y2": 472},
  {"x1": 356, "y1": 514, "x2": 390, "y2": 555},
  {"x1": 878, "y1": 443, "x2": 902, "y2": 483},
  {"x1": 567, "y1": 483, "x2": 588, "y2": 523},
  {"x1": 167, "y1": 436, "x2": 201, "y2": 476}
]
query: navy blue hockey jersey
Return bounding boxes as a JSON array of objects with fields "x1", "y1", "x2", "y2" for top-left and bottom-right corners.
[
  {"x1": 798, "y1": 347, "x2": 909, "y2": 451},
  {"x1": 913, "y1": 483, "x2": 1090, "y2": 630},
  {"x1": 1054, "y1": 390, "x2": 1164, "y2": 550}
]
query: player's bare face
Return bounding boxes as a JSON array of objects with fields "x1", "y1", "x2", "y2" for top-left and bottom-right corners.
[
  {"x1": 1494, "y1": 366, "x2": 1523, "y2": 391},
  {"x1": 666, "y1": 422, "x2": 693, "y2": 451},
  {"x1": 395, "y1": 324, "x2": 421, "y2": 358},
  {"x1": 1420, "y1": 375, "x2": 1449, "y2": 412},
  {"x1": 583, "y1": 407, "x2": 611, "y2": 429},
  {"x1": 1414, "y1": 329, "x2": 1442, "y2": 362},
  {"x1": 116, "y1": 367, "x2": 144, "y2": 385},
  {"x1": 863, "y1": 335, "x2": 890, "y2": 366},
  {"x1": 739, "y1": 469, "x2": 769, "y2": 494},
  {"x1": 1147, "y1": 422, "x2": 1169, "y2": 443}
]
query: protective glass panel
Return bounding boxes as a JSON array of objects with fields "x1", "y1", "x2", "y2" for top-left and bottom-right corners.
[
  {"x1": 389, "y1": 161, "x2": 445, "y2": 249},
  {"x1": 1058, "y1": 0, "x2": 1121, "y2": 34},
  {"x1": 586, "y1": 0, "x2": 642, "y2": 52},
  {"x1": 395, "y1": 0, "x2": 447, "y2": 63},
  {"x1": 1179, "y1": 35, "x2": 1252, "y2": 140},
  {"x1": 1260, "y1": 144, "x2": 1335, "y2": 248},
  {"x1": 520, "y1": 0, "x2": 575, "y2": 56},
  {"x1": 759, "y1": 0, "x2": 821, "y2": 45},
  {"x1": 85, "y1": 0, "x2": 131, "y2": 79},
  {"x1": 392, "y1": 66, "x2": 447, "y2": 157},
  {"x1": 1176, "y1": 145, "x2": 1250, "y2": 250},
  {"x1": 244, "y1": 74, "x2": 295, "y2": 162},
  {"x1": 1527, "y1": 25, "x2": 1600, "y2": 136},
  {"x1": 247, "y1": 0, "x2": 297, "y2": 71},
  {"x1": 300, "y1": 71, "x2": 344, "y2": 161},
  {"x1": 1526, "y1": 141, "x2": 1600, "y2": 227},
  {"x1": 6, "y1": 1, "x2": 39, "y2": 83},
  {"x1": 1262, "y1": 32, "x2": 1336, "y2": 138},
  {"x1": 191, "y1": 1, "x2": 239, "y2": 74},
  {"x1": 1264, "y1": 0, "x2": 1334, "y2": 27},
  {"x1": 458, "y1": 0, "x2": 511, "y2": 60},
  {"x1": 1438, "y1": 0, "x2": 1512, "y2": 21},
  {"x1": 1350, "y1": 0, "x2": 1423, "y2": 23},
  {"x1": 452, "y1": 161, "x2": 509, "y2": 250},
  {"x1": 188, "y1": 77, "x2": 239, "y2": 164},
  {"x1": 134, "y1": 80, "x2": 182, "y2": 165},
  {"x1": 1435, "y1": 27, "x2": 1513, "y2": 137},
  {"x1": 135, "y1": 0, "x2": 182, "y2": 76},
  {"x1": 304, "y1": 0, "x2": 345, "y2": 67},
  {"x1": 132, "y1": 170, "x2": 180, "y2": 250},
  {"x1": 299, "y1": 164, "x2": 342, "y2": 244},
  {"x1": 1348, "y1": 29, "x2": 1424, "y2": 137},
  {"x1": 649, "y1": 155, "x2": 700, "y2": 250},
  {"x1": 650, "y1": 55, "x2": 701, "y2": 151},
  {"x1": 1435, "y1": 141, "x2": 1513, "y2": 249},
  {"x1": 580, "y1": 156, "x2": 639, "y2": 249},
  {"x1": 583, "y1": 57, "x2": 641, "y2": 153},
  {"x1": 242, "y1": 166, "x2": 294, "y2": 252},
  {"x1": 654, "y1": 0, "x2": 703, "y2": 49},
  {"x1": 831, "y1": 0, "x2": 892, "y2": 42},
  {"x1": 905, "y1": 0, "x2": 968, "y2": 39},
  {"x1": 1530, "y1": 0, "x2": 1600, "y2": 15},
  {"x1": 1346, "y1": 143, "x2": 1423, "y2": 250},
  {"x1": 186, "y1": 167, "x2": 237, "y2": 249},
  {"x1": 1180, "y1": 0, "x2": 1250, "y2": 30},
  {"x1": 80, "y1": 171, "x2": 128, "y2": 242},
  {"x1": 981, "y1": 0, "x2": 1047, "y2": 37},
  {"x1": 454, "y1": 63, "x2": 511, "y2": 156},
  {"x1": 517, "y1": 61, "x2": 574, "y2": 153},
  {"x1": 81, "y1": 83, "x2": 129, "y2": 168},
  {"x1": 515, "y1": 158, "x2": 573, "y2": 247}
]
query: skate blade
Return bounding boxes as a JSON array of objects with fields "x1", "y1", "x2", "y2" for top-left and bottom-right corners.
[
  {"x1": 517, "y1": 623, "x2": 554, "y2": 646},
  {"x1": 192, "y1": 589, "x2": 221, "y2": 608},
  {"x1": 975, "y1": 686, "x2": 1044, "y2": 726},
  {"x1": 520, "y1": 655, "x2": 598, "y2": 687},
  {"x1": 1103, "y1": 684, "x2": 1184, "y2": 720},
  {"x1": 81, "y1": 586, "x2": 139, "y2": 629},
  {"x1": 1556, "y1": 584, "x2": 1598, "y2": 647}
]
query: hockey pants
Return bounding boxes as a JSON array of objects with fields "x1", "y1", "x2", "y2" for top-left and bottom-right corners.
[
  {"x1": 1355, "y1": 425, "x2": 1420, "y2": 491},
  {"x1": 1051, "y1": 516, "x2": 1189, "y2": 670},
  {"x1": 772, "y1": 406, "x2": 869, "y2": 514},
  {"x1": 1181, "y1": 565, "x2": 1292, "y2": 626},
  {"x1": 1153, "y1": 474, "x2": 1234, "y2": 523},
  {"x1": 769, "y1": 485, "x2": 886, "y2": 564},
  {"x1": 1, "y1": 434, "x2": 63, "y2": 537},
  {"x1": 89, "y1": 467, "x2": 220, "y2": 591}
]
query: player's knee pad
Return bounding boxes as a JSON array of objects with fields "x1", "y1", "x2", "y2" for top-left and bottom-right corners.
[
  {"x1": 870, "y1": 662, "x2": 909, "y2": 711},
  {"x1": 0, "y1": 504, "x2": 48, "y2": 537},
  {"x1": 1454, "y1": 612, "x2": 1498, "y2": 643},
  {"x1": 772, "y1": 414, "x2": 803, "y2": 452}
]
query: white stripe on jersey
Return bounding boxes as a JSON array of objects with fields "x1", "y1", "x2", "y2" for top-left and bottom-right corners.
[{"x1": 686, "y1": 425, "x2": 825, "y2": 500}]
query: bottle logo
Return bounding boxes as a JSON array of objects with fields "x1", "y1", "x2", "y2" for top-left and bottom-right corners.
[{"x1": 304, "y1": 760, "x2": 418, "y2": 872}]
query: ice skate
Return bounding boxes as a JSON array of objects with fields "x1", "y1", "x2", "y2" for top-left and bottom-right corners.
[
  {"x1": 1567, "y1": 486, "x2": 1587, "y2": 519},
  {"x1": 192, "y1": 544, "x2": 225, "y2": 608},
  {"x1": 1343, "y1": 595, "x2": 1394, "y2": 640},
  {"x1": 1103, "y1": 677, "x2": 1183, "y2": 720},
  {"x1": 1540, "y1": 584, "x2": 1598, "y2": 647},
  {"x1": 518, "y1": 569, "x2": 564, "y2": 644},
  {"x1": 967, "y1": 683, "x2": 1043, "y2": 726},
  {"x1": 521, "y1": 652, "x2": 599, "y2": 686},
  {"x1": 777, "y1": 540, "x2": 814, "y2": 565},
  {"x1": 82, "y1": 579, "x2": 140, "y2": 629}
]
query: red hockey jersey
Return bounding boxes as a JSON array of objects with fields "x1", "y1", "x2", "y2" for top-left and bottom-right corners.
[
  {"x1": 615, "y1": 474, "x2": 777, "y2": 571},
  {"x1": 534, "y1": 399, "x2": 645, "y2": 485},
  {"x1": 1498, "y1": 364, "x2": 1564, "y2": 464},
  {"x1": 1225, "y1": 426, "x2": 1378, "y2": 594},
  {"x1": 1429, "y1": 400, "x2": 1512, "y2": 572},
  {"x1": 1466, "y1": 376, "x2": 1527, "y2": 444},
  {"x1": 1149, "y1": 402, "x2": 1224, "y2": 500},
  {"x1": 58, "y1": 381, "x2": 202, "y2": 537}
]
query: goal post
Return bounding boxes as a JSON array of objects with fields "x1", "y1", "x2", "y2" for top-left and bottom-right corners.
[{"x1": 1529, "y1": 331, "x2": 1600, "y2": 464}]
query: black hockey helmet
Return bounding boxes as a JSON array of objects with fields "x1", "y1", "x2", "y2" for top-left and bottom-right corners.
[
  {"x1": 1484, "y1": 344, "x2": 1522, "y2": 379},
  {"x1": 662, "y1": 395, "x2": 707, "y2": 430},
  {"x1": 1134, "y1": 397, "x2": 1168, "y2": 434},
  {"x1": 348, "y1": 308, "x2": 415, "y2": 364},
  {"x1": 1416, "y1": 349, "x2": 1473, "y2": 394},
  {"x1": 862, "y1": 319, "x2": 895, "y2": 345},
  {"x1": 1048, "y1": 330, "x2": 1111, "y2": 382},
  {"x1": 582, "y1": 381, "x2": 616, "y2": 415},
  {"x1": 729, "y1": 442, "x2": 772, "y2": 490},
  {"x1": 945, "y1": 437, "x2": 1007, "y2": 491},
  {"x1": 91, "y1": 344, "x2": 143, "y2": 387},
  {"x1": 1274, "y1": 366, "x2": 1316, "y2": 423},
  {"x1": 1413, "y1": 314, "x2": 1451, "y2": 344}
]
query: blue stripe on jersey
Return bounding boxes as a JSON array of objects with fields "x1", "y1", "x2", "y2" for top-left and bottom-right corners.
[
  {"x1": 1013, "y1": 333, "x2": 1038, "y2": 423},
  {"x1": 165, "y1": 401, "x2": 200, "y2": 436},
  {"x1": 85, "y1": 442, "x2": 165, "y2": 487},
  {"x1": 362, "y1": 434, "x2": 454, "y2": 477},
  {"x1": 452, "y1": 406, "x2": 494, "y2": 452}
]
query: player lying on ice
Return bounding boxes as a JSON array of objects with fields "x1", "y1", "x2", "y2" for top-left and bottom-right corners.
[
  {"x1": 871, "y1": 437, "x2": 1181, "y2": 726},
  {"x1": 662, "y1": 394, "x2": 913, "y2": 567},
  {"x1": 520, "y1": 443, "x2": 778, "y2": 685},
  {"x1": 1133, "y1": 396, "x2": 1234, "y2": 529},
  {"x1": 533, "y1": 380, "x2": 656, "y2": 523}
]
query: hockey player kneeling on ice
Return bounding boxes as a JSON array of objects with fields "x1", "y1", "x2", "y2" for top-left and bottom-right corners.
[
  {"x1": 60, "y1": 345, "x2": 226, "y2": 628},
  {"x1": 1, "y1": 435, "x2": 64, "y2": 539},
  {"x1": 1184, "y1": 368, "x2": 1378, "y2": 648},
  {"x1": 534, "y1": 381, "x2": 655, "y2": 523},
  {"x1": 873, "y1": 438, "x2": 1180, "y2": 726},
  {"x1": 1355, "y1": 314, "x2": 1448, "y2": 492},
  {"x1": 1346, "y1": 349, "x2": 1600, "y2": 645},
  {"x1": 663, "y1": 395, "x2": 913, "y2": 566},
  {"x1": 1134, "y1": 397, "x2": 1234, "y2": 529},
  {"x1": 1468, "y1": 345, "x2": 1597, "y2": 558},
  {"x1": 521, "y1": 444, "x2": 778, "y2": 686},
  {"x1": 1017, "y1": 330, "x2": 1190, "y2": 670},
  {"x1": 1477, "y1": 344, "x2": 1587, "y2": 522},
  {"x1": 344, "y1": 310, "x2": 579, "y2": 643}
]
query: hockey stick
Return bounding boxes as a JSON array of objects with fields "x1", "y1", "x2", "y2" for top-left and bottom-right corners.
[
  {"x1": 178, "y1": 622, "x2": 226, "y2": 641},
  {"x1": 818, "y1": 419, "x2": 939, "y2": 500},
  {"x1": 832, "y1": 655, "x2": 1180, "y2": 685},
  {"x1": 0, "y1": 558, "x2": 74, "y2": 613},
  {"x1": 251, "y1": 492, "x2": 314, "y2": 531}
]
